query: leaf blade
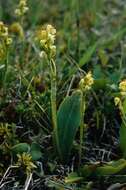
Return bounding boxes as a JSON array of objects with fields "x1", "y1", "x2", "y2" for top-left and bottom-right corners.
[{"x1": 57, "y1": 90, "x2": 82, "y2": 162}]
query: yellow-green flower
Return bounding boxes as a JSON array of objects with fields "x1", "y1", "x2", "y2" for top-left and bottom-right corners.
[
  {"x1": 0, "y1": 123, "x2": 13, "y2": 153},
  {"x1": 9, "y1": 22, "x2": 24, "y2": 39},
  {"x1": 36, "y1": 24, "x2": 56, "y2": 58},
  {"x1": 0, "y1": 21, "x2": 12, "y2": 62},
  {"x1": 119, "y1": 80, "x2": 126, "y2": 96},
  {"x1": 79, "y1": 71, "x2": 94, "y2": 91},
  {"x1": 16, "y1": 153, "x2": 36, "y2": 175},
  {"x1": 114, "y1": 97, "x2": 121, "y2": 106},
  {"x1": 0, "y1": 123, "x2": 12, "y2": 140},
  {"x1": 15, "y1": 0, "x2": 29, "y2": 17},
  {"x1": 5, "y1": 37, "x2": 12, "y2": 46},
  {"x1": 0, "y1": 21, "x2": 8, "y2": 38},
  {"x1": 0, "y1": 21, "x2": 12, "y2": 46}
]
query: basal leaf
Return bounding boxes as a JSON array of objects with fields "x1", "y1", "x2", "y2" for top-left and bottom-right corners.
[
  {"x1": 30, "y1": 142, "x2": 42, "y2": 161},
  {"x1": 11, "y1": 143, "x2": 30, "y2": 154},
  {"x1": 57, "y1": 90, "x2": 82, "y2": 162},
  {"x1": 95, "y1": 159, "x2": 126, "y2": 176},
  {"x1": 80, "y1": 159, "x2": 126, "y2": 178}
]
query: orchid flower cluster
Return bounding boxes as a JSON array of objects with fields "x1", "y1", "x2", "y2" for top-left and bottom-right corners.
[
  {"x1": 79, "y1": 71, "x2": 94, "y2": 92},
  {"x1": 114, "y1": 79, "x2": 126, "y2": 126},
  {"x1": 15, "y1": 0, "x2": 29, "y2": 17},
  {"x1": 0, "y1": 21, "x2": 12, "y2": 60},
  {"x1": 114, "y1": 80, "x2": 126, "y2": 107},
  {"x1": 36, "y1": 24, "x2": 56, "y2": 59}
]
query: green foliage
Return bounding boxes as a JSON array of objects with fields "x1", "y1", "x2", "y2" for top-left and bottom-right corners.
[
  {"x1": 11, "y1": 143, "x2": 30, "y2": 154},
  {"x1": 65, "y1": 159, "x2": 126, "y2": 188},
  {"x1": 79, "y1": 159, "x2": 126, "y2": 179},
  {"x1": 95, "y1": 159, "x2": 126, "y2": 176},
  {"x1": 119, "y1": 124, "x2": 126, "y2": 158},
  {"x1": 12, "y1": 142, "x2": 42, "y2": 161},
  {"x1": 79, "y1": 42, "x2": 98, "y2": 68},
  {"x1": 57, "y1": 90, "x2": 82, "y2": 162},
  {"x1": 69, "y1": 42, "x2": 98, "y2": 78},
  {"x1": 30, "y1": 142, "x2": 42, "y2": 161}
]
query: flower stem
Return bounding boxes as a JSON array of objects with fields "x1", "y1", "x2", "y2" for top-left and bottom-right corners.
[
  {"x1": 49, "y1": 58, "x2": 60, "y2": 156},
  {"x1": 3, "y1": 50, "x2": 9, "y2": 94},
  {"x1": 50, "y1": 59, "x2": 57, "y2": 129},
  {"x1": 79, "y1": 94, "x2": 86, "y2": 165}
]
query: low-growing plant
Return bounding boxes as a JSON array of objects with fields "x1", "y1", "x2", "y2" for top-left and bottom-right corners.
[{"x1": 0, "y1": 123, "x2": 17, "y2": 154}]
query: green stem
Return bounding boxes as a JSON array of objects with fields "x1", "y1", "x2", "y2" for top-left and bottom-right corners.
[
  {"x1": 50, "y1": 59, "x2": 57, "y2": 130},
  {"x1": 3, "y1": 49, "x2": 9, "y2": 94},
  {"x1": 49, "y1": 58, "x2": 60, "y2": 157},
  {"x1": 79, "y1": 93, "x2": 86, "y2": 165}
]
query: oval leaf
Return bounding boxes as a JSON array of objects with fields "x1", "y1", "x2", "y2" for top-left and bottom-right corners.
[
  {"x1": 11, "y1": 143, "x2": 30, "y2": 154},
  {"x1": 57, "y1": 90, "x2": 82, "y2": 162},
  {"x1": 30, "y1": 142, "x2": 42, "y2": 161},
  {"x1": 95, "y1": 159, "x2": 126, "y2": 176}
]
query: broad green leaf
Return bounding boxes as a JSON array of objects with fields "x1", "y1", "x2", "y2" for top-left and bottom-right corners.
[
  {"x1": 11, "y1": 143, "x2": 30, "y2": 154},
  {"x1": 57, "y1": 90, "x2": 82, "y2": 162},
  {"x1": 80, "y1": 159, "x2": 126, "y2": 178},
  {"x1": 119, "y1": 124, "x2": 126, "y2": 158},
  {"x1": 95, "y1": 159, "x2": 126, "y2": 176},
  {"x1": 30, "y1": 142, "x2": 42, "y2": 161}
]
